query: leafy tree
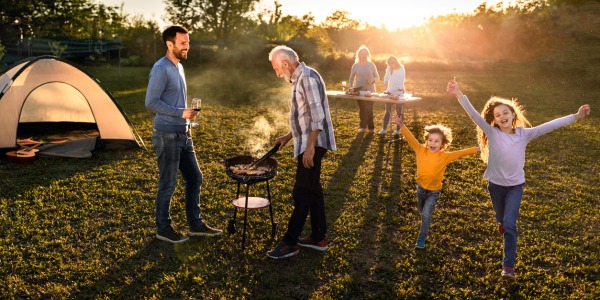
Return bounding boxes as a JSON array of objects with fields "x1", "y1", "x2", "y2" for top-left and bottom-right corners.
[
  {"x1": 164, "y1": 0, "x2": 260, "y2": 48},
  {"x1": 0, "y1": 0, "x2": 42, "y2": 48},
  {"x1": 0, "y1": 0, "x2": 125, "y2": 48},
  {"x1": 255, "y1": 0, "x2": 283, "y2": 40},
  {"x1": 322, "y1": 10, "x2": 363, "y2": 31},
  {"x1": 118, "y1": 15, "x2": 161, "y2": 66},
  {"x1": 321, "y1": 11, "x2": 366, "y2": 53},
  {"x1": 0, "y1": 40, "x2": 5, "y2": 61}
]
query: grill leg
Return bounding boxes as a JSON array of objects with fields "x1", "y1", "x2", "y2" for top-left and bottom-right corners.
[
  {"x1": 228, "y1": 182, "x2": 241, "y2": 235},
  {"x1": 241, "y1": 183, "x2": 250, "y2": 250},
  {"x1": 266, "y1": 180, "x2": 277, "y2": 238},
  {"x1": 232, "y1": 182, "x2": 241, "y2": 223}
]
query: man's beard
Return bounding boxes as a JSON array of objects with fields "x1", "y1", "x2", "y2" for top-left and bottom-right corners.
[
  {"x1": 282, "y1": 68, "x2": 291, "y2": 82},
  {"x1": 174, "y1": 48, "x2": 188, "y2": 60}
]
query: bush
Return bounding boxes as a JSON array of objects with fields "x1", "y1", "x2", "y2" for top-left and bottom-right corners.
[
  {"x1": 0, "y1": 41, "x2": 5, "y2": 62},
  {"x1": 120, "y1": 55, "x2": 142, "y2": 66}
]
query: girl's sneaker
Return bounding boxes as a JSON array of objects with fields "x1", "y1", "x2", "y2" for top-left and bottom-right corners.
[
  {"x1": 501, "y1": 266, "x2": 516, "y2": 279},
  {"x1": 414, "y1": 238, "x2": 426, "y2": 249}
]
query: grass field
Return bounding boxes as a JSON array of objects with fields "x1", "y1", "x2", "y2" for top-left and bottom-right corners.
[{"x1": 0, "y1": 59, "x2": 598, "y2": 299}]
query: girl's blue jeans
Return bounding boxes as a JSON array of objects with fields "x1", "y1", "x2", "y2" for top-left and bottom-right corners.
[
  {"x1": 487, "y1": 181, "x2": 524, "y2": 268},
  {"x1": 382, "y1": 103, "x2": 404, "y2": 131},
  {"x1": 416, "y1": 184, "x2": 440, "y2": 243}
]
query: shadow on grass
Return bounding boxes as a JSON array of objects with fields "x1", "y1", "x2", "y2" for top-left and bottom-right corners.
[
  {"x1": 325, "y1": 131, "x2": 374, "y2": 221},
  {"x1": 348, "y1": 134, "x2": 408, "y2": 297},
  {"x1": 256, "y1": 132, "x2": 376, "y2": 297},
  {"x1": 0, "y1": 150, "x2": 139, "y2": 199},
  {"x1": 73, "y1": 239, "x2": 181, "y2": 298}
]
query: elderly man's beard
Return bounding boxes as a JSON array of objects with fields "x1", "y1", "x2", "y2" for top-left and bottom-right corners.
[{"x1": 282, "y1": 67, "x2": 292, "y2": 82}]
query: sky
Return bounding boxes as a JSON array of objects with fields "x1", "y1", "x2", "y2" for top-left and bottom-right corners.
[{"x1": 100, "y1": 0, "x2": 509, "y2": 30}]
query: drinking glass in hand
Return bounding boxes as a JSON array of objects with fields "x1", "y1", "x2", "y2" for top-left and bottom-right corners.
[{"x1": 190, "y1": 98, "x2": 201, "y2": 127}]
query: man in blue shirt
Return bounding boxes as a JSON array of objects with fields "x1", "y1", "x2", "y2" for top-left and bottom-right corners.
[
  {"x1": 145, "y1": 25, "x2": 222, "y2": 243},
  {"x1": 266, "y1": 45, "x2": 337, "y2": 259}
]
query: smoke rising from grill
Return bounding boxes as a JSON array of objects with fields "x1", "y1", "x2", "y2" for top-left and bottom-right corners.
[
  {"x1": 242, "y1": 109, "x2": 288, "y2": 157},
  {"x1": 186, "y1": 67, "x2": 292, "y2": 156}
]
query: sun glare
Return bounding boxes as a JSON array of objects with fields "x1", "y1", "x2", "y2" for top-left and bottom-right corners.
[{"x1": 275, "y1": 0, "x2": 508, "y2": 30}]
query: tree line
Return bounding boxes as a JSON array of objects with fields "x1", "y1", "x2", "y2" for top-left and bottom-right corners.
[{"x1": 0, "y1": 0, "x2": 595, "y2": 67}]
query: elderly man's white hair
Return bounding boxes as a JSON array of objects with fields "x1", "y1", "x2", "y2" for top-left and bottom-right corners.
[{"x1": 269, "y1": 45, "x2": 299, "y2": 64}]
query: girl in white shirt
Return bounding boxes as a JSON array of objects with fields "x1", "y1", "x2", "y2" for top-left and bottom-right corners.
[
  {"x1": 378, "y1": 56, "x2": 406, "y2": 136},
  {"x1": 447, "y1": 77, "x2": 591, "y2": 279}
]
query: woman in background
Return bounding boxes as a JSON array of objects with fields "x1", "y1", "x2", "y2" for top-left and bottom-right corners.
[{"x1": 349, "y1": 45, "x2": 380, "y2": 133}]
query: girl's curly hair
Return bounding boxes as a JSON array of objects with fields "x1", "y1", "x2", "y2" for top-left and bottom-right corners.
[{"x1": 423, "y1": 124, "x2": 453, "y2": 151}]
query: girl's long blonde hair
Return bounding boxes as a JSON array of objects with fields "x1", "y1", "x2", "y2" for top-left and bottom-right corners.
[
  {"x1": 478, "y1": 96, "x2": 531, "y2": 162},
  {"x1": 386, "y1": 55, "x2": 402, "y2": 72}
]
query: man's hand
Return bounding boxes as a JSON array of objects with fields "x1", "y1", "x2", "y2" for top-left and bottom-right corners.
[
  {"x1": 275, "y1": 133, "x2": 292, "y2": 150},
  {"x1": 182, "y1": 109, "x2": 198, "y2": 120},
  {"x1": 302, "y1": 145, "x2": 315, "y2": 169}
]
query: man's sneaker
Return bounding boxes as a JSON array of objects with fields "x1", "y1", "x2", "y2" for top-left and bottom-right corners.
[
  {"x1": 378, "y1": 129, "x2": 386, "y2": 135},
  {"x1": 189, "y1": 223, "x2": 223, "y2": 237},
  {"x1": 501, "y1": 266, "x2": 516, "y2": 279},
  {"x1": 498, "y1": 223, "x2": 505, "y2": 235},
  {"x1": 415, "y1": 238, "x2": 426, "y2": 250},
  {"x1": 297, "y1": 236, "x2": 329, "y2": 251},
  {"x1": 393, "y1": 130, "x2": 401, "y2": 137},
  {"x1": 266, "y1": 241, "x2": 299, "y2": 259},
  {"x1": 156, "y1": 228, "x2": 190, "y2": 244}
]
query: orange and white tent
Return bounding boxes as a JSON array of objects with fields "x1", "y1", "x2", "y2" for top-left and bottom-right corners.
[{"x1": 0, "y1": 56, "x2": 142, "y2": 153}]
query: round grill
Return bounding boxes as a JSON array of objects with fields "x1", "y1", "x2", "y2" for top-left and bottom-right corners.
[{"x1": 225, "y1": 155, "x2": 278, "y2": 184}]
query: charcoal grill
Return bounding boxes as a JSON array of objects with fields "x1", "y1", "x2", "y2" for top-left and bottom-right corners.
[{"x1": 225, "y1": 155, "x2": 279, "y2": 250}]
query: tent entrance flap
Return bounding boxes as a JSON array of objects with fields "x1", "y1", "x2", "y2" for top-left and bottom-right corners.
[{"x1": 20, "y1": 82, "x2": 95, "y2": 123}]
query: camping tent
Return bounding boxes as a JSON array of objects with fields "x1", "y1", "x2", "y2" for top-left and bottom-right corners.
[{"x1": 0, "y1": 55, "x2": 143, "y2": 157}]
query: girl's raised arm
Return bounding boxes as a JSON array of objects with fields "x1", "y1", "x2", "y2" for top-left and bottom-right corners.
[
  {"x1": 447, "y1": 78, "x2": 492, "y2": 133},
  {"x1": 446, "y1": 77, "x2": 464, "y2": 99},
  {"x1": 575, "y1": 104, "x2": 591, "y2": 120}
]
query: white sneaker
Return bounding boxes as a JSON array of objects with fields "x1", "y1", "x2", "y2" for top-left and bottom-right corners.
[
  {"x1": 378, "y1": 129, "x2": 386, "y2": 135},
  {"x1": 393, "y1": 130, "x2": 400, "y2": 137}
]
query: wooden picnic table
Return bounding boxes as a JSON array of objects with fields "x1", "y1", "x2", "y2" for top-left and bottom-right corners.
[
  {"x1": 326, "y1": 91, "x2": 422, "y2": 139},
  {"x1": 326, "y1": 90, "x2": 422, "y2": 104}
]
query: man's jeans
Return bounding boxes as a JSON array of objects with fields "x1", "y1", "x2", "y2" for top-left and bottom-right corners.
[
  {"x1": 152, "y1": 129, "x2": 203, "y2": 232},
  {"x1": 487, "y1": 181, "x2": 524, "y2": 268},
  {"x1": 282, "y1": 147, "x2": 328, "y2": 246},
  {"x1": 416, "y1": 185, "x2": 440, "y2": 243}
]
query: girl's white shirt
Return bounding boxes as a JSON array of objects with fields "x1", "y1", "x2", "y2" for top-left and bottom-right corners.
[
  {"x1": 384, "y1": 65, "x2": 406, "y2": 95},
  {"x1": 458, "y1": 95, "x2": 576, "y2": 186}
]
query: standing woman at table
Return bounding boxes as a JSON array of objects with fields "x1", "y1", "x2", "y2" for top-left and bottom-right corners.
[
  {"x1": 379, "y1": 55, "x2": 406, "y2": 136},
  {"x1": 349, "y1": 45, "x2": 380, "y2": 133}
]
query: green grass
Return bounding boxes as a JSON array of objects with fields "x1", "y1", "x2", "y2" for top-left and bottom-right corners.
[{"x1": 0, "y1": 62, "x2": 598, "y2": 299}]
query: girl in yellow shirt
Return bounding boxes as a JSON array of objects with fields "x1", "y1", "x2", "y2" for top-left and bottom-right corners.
[{"x1": 395, "y1": 115, "x2": 478, "y2": 249}]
